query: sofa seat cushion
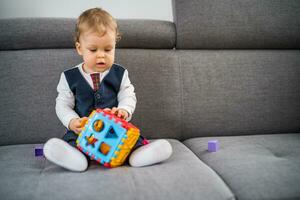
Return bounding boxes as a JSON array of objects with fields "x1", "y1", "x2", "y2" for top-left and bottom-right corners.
[
  {"x1": 183, "y1": 133, "x2": 300, "y2": 200},
  {"x1": 0, "y1": 139, "x2": 235, "y2": 200}
]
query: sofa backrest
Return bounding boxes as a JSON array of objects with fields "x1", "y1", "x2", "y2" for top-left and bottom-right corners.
[
  {"x1": 1, "y1": 1, "x2": 300, "y2": 145},
  {"x1": 0, "y1": 18, "x2": 180, "y2": 145},
  {"x1": 174, "y1": 0, "x2": 300, "y2": 49},
  {"x1": 173, "y1": 0, "x2": 300, "y2": 139}
]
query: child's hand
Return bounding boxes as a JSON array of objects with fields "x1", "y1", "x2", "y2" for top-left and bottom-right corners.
[
  {"x1": 69, "y1": 117, "x2": 88, "y2": 134},
  {"x1": 103, "y1": 107, "x2": 129, "y2": 120}
]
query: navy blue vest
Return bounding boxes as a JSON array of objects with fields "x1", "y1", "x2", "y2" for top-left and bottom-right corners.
[{"x1": 64, "y1": 64, "x2": 125, "y2": 117}]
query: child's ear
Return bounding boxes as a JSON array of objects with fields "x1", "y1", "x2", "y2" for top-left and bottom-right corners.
[{"x1": 75, "y1": 42, "x2": 82, "y2": 55}]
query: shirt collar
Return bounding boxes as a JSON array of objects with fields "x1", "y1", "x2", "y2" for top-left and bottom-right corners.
[{"x1": 78, "y1": 63, "x2": 110, "y2": 80}]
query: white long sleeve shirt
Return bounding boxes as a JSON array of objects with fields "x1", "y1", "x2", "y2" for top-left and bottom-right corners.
[{"x1": 55, "y1": 63, "x2": 137, "y2": 128}]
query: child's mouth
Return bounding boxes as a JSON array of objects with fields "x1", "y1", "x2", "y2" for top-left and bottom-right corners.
[{"x1": 96, "y1": 62, "x2": 106, "y2": 67}]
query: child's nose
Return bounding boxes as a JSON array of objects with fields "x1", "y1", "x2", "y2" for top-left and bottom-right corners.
[{"x1": 97, "y1": 51, "x2": 105, "y2": 58}]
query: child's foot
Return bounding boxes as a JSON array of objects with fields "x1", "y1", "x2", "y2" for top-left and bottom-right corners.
[
  {"x1": 44, "y1": 138, "x2": 88, "y2": 172},
  {"x1": 129, "y1": 139, "x2": 173, "y2": 167}
]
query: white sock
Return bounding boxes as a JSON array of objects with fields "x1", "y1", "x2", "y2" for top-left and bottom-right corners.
[
  {"x1": 44, "y1": 138, "x2": 88, "y2": 172},
  {"x1": 129, "y1": 139, "x2": 173, "y2": 167}
]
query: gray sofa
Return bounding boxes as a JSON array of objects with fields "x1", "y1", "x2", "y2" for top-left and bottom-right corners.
[{"x1": 0, "y1": 0, "x2": 300, "y2": 200}]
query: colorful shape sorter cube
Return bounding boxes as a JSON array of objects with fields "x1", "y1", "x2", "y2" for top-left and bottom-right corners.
[
  {"x1": 208, "y1": 140, "x2": 219, "y2": 152},
  {"x1": 76, "y1": 109, "x2": 140, "y2": 168}
]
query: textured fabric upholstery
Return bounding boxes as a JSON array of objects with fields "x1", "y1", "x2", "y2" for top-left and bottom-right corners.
[
  {"x1": 184, "y1": 134, "x2": 300, "y2": 200},
  {"x1": 0, "y1": 18, "x2": 175, "y2": 50},
  {"x1": 0, "y1": 140, "x2": 235, "y2": 200},
  {"x1": 178, "y1": 50, "x2": 300, "y2": 139},
  {"x1": 173, "y1": 0, "x2": 300, "y2": 49},
  {"x1": 172, "y1": 1, "x2": 300, "y2": 199},
  {"x1": 117, "y1": 19, "x2": 175, "y2": 49}
]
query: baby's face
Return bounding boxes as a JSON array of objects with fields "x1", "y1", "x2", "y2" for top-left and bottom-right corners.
[{"x1": 76, "y1": 29, "x2": 116, "y2": 73}]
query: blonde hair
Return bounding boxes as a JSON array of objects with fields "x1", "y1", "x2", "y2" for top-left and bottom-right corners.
[{"x1": 74, "y1": 8, "x2": 121, "y2": 43}]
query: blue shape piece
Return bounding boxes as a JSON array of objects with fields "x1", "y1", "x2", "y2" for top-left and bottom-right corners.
[
  {"x1": 77, "y1": 111, "x2": 127, "y2": 164},
  {"x1": 105, "y1": 127, "x2": 118, "y2": 138},
  {"x1": 208, "y1": 140, "x2": 219, "y2": 152},
  {"x1": 35, "y1": 146, "x2": 44, "y2": 157}
]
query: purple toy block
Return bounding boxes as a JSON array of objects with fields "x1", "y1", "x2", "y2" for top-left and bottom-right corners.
[
  {"x1": 35, "y1": 146, "x2": 44, "y2": 157},
  {"x1": 208, "y1": 140, "x2": 219, "y2": 152}
]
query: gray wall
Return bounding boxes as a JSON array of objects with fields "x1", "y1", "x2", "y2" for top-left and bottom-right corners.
[{"x1": 0, "y1": 0, "x2": 173, "y2": 21}]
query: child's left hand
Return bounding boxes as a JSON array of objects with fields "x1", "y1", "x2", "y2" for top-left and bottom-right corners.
[{"x1": 104, "y1": 107, "x2": 129, "y2": 120}]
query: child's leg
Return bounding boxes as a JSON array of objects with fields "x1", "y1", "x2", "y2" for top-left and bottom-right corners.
[
  {"x1": 129, "y1": 139, "x2": 173, "y2": 167},
  {"x1": 44, "y1": 138, "x2": 88, "y2": 172}
]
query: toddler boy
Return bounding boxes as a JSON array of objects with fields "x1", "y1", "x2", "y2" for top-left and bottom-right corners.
[{"x1": 44, "y1": 8, "x2": 172, "y2": 171}]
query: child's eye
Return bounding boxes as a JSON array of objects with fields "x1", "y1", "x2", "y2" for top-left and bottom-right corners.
[
  {"x1": 105, "y1": 49, "x2": 112, "y2": 52},
  {"x1": 89, "y1": 49, "x2": 97, "y2": 52}
]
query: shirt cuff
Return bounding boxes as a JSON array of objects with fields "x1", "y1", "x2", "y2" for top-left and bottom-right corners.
[
  {"x1": 117, "y1": 106, "x2": 134, "y2": 121},
  {"x1": 62, "y1": 113, "x2": 80, "y2": 129}
]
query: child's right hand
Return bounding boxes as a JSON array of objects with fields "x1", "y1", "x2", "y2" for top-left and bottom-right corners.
[{"x1": 69, "y1": 117, "x2": 88, "y2": 134}]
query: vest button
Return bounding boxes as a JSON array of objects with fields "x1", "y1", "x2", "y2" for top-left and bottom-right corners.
[{"x1": 96, "y1": 94, "x2": 101, "y2": 99}]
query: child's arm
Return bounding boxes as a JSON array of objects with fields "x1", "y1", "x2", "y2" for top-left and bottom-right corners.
[
  {"x1": 55, "y1": 73, "x2": 80, "y2": 129},
  {"x1": 117, "y1": 69, "x2": 137, "y2": 121}
]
